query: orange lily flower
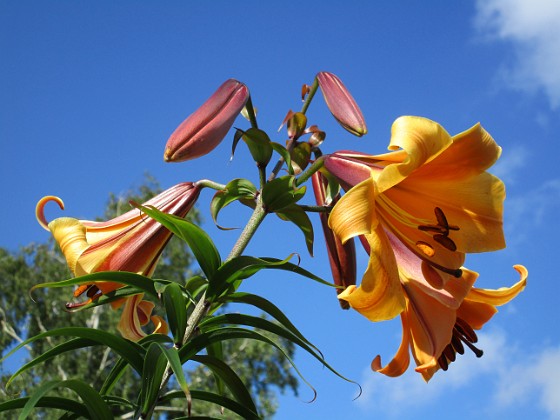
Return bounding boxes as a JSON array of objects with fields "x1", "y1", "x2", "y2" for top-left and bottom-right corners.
[
  {"x1": 36, "y1": 182, "x2": 200, "y2": 341},
  {"x1": 325, "y1": 116, "x2": 506, "y2": 321}
]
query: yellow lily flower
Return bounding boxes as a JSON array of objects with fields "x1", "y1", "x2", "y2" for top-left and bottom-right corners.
[
  {"x1": 325, "y1": 116, "x2": 505, "y2": 321},
  {"x1": 372, "y1": 264, "x2": 527, "y2": 381},
  {"x1": 36, "y1": 182, "x2": 200, "y2": 341}
]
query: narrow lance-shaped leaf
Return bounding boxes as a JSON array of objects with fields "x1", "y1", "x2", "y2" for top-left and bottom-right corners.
[
  {"x1": 160, "y1": 390, "x2": 259, "y2": 420},
  {"x1": 191, "y1": 354, "x2": 257, "y2": 415},
  {"x1": 276, "y1": 204, "x2": 314, "y2": 256},
  {"x1": 163, "y1": 282, "x2": 189, "y2": 345},
  {"x1": 18, "y1": 380, "x2": 113, "y2": 420},
  {"x1": 139, "y1": 343, "x2": 169, "y2": 416}
]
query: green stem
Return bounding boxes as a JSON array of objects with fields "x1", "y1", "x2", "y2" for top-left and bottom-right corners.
[
  {"x1": 298, "y1": 204, "x2": 331, "y2": 213},
  {"x1": 295, "y1": 155, "x2": 324, "y2": 187},
  {"x1": 196, "y1": 179, "x2": 226, "y2": 191},
  {"x1": 301, "y1": 78, "x2": 319, "y2": 115},
  {"x1": 245, "y1": 96, "x2": 259, "y2": 129}
]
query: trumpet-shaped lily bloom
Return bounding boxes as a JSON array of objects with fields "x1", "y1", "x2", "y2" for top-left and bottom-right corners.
[
  {"x1": 36, "y1": 182, "x2": 200, "y2": 341},
  {"x1": 325, "y1": 116, "x2": 506, "y2": 322}
]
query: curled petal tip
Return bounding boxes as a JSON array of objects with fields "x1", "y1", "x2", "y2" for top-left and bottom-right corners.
[{"x1": 36, "y1": 195, "x2": 64, "y2": 231}]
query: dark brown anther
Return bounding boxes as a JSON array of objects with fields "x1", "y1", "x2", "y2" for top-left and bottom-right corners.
[
  {"x1": 438, "y1": 354, "x2": 449, "y2": 371},
  {"x1": 443, "y1": 344, "x2": 456, "y2": 362},
  {"x1": 433, "y1": 234, "x2": 457, "y2": 251},
  {"x1": 451, "y1": 333, "x2": 465, "y2": 355},
  {"x1": 418, "y1": 225, "x2": 447, "y2": 234},
  {"x1": 455, "y1": 317, "x2": 478, "y2": 343},
  {"x1": 86, "y1": 285, "x2": 100, "y2": 298}
]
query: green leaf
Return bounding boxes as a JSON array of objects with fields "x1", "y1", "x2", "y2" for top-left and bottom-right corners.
[
  {"x1": 137, "y1": 204, "x2": 221, "y2": 279},
  {"x1": 210, "y1": 178, "x2": 257, "y2": 230},
  {"x1": 220, "y1": 292, "x2": 321, "y2": 355},
  {"x1": 207, "y1": 254, "x2": 295, "y2": 298},
  {"x1": 233, "y1": 127, "x2": 273, "y2": 166},
  {"x1": 31, "y1": 271, "x2": 161, "y2": 302},
  {"x1": 261, "y1": 175, "x2": 306, "y2": 213},
  {"x1": 18, "y1": 380, "x2": 112, "y2": 420},
  {"x1": 191, "y1": 355, "x2": 257, "y2": 414},
  {"x1": 270, "y1": 142, "x2": 294, "y2": 175},
  {"x1": 276, "y1": 204, "x2": 314, "y2": 256},
  {"x1": 178, "y1": 327, "x2": 318, "y2": 401},
  {"x1": 161, "y1": 390, "x2": 260, "y2": 420},
  {"x1": 99, "y1": 334, "x2": 172, "y2": 396},
  {"x1": 287, "y1": 112, "x2": 307, "y2": 139},
  {"x1": 139, "y1": 343, "x2": 169, "y2": 415},
  {"x1": 6, "y1": 338, "x2": 97, "y2": 387},
  {"x1": 185, "y1": 275, "x2": 208, "y2": 301},
  {"x1": 290, "y1": 141, "x2": 311, "y2": 174},
  {"x1": 2, "y1": 327, "x2": 145, "y2": 386},
  {"x1": 163, "y1": 282, "x2": 188, "y2": 344},
  {"x1": 156, "y1": 344, "x2": 191, "y2": 412},
  {"x1": 0, "y1": 396, "x2": 89, "y2": 418}
]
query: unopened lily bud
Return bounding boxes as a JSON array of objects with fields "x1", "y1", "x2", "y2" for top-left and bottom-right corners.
[
  {"x1": 312, "y1": 171, "x2": 357, "y2": 309},
  {"x1": 164, "y1": 79, "x2": 249, "y2": 162},
  {"x1": 316, "y1": 72, "x2": 367, "y2": 137}
]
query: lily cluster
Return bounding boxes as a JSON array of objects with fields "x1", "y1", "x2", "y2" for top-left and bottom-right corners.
[{"x1": 35, "y1": 71, "x2": 526, "y2": 384}]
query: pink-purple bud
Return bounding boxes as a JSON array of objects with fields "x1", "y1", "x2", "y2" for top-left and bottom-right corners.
[
  {"x1": 312, "y1": 171, "x2": 357, "y2": 309},
  {"x1": 316, "y1": 72, "x2": 367, "y2": 137},
  {"x1": 164, "y1": 79, "x2": 249, "y2": 162}
]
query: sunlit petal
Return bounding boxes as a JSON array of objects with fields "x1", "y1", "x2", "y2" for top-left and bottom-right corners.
[
  {"x1": 338, "y1": 226, "x2": 405, "y2": 321},
  {"x1": 329, "y1": 176, "x2": 378, "y2": 244}
]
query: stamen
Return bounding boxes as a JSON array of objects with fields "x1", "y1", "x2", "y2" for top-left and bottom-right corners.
[
  {"x1": 74, "y1": 284, "x2": 90, "y2": 298},
  {"x1": 461, "y1": 338, "x2": 484, "y2": 358}
]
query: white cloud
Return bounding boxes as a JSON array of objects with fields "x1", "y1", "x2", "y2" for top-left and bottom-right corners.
[
  {"x1": 504, "y1": 178, "x2": 560, "y2": 245},
  {"x1": 474, "y1": 0, "x2": 560, "y2": 108},
  {"x1": 490, "y1": 144, "x2": 528, "y2": 184},
  {"x1": 357, "y1": 330, "x2": 560, "y2": 419}
]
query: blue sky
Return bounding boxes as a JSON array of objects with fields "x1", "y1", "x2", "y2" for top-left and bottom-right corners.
[{"x1": 1, "y1": 1, "x2": 559, "y2": 419}]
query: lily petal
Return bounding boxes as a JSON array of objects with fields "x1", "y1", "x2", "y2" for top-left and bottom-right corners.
[
  {"x1": 329, "y1": 176, "x2": 378, "y2": 244},
  {"x1": 338, "y1": 225, "x2": 405, "y2": 322}
]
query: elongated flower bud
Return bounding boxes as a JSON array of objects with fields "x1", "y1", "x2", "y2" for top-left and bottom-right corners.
[
  {"x1": 312, "y1": 171, "x2": 357, "y2": 309},
  {"x1": 164, "y1": 79, "x2": 249, "y2": 162},
  {"x1": 316, "y1": 72, "x2": 367, "y2": 137}
]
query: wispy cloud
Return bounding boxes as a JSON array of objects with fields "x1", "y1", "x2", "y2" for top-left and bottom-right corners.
[
  {"x1": 356, "y1": 330, "x2": 560, "y2": 419},
  {"x1": 491, "y1": 144, "x2": 528, "y2": 185},
  {"x1": 473, "y1": 0, "x2": 560, "y2": 108},
  {"x1": 504, "y1": 179, "x2": 560, "y2": 245}
]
